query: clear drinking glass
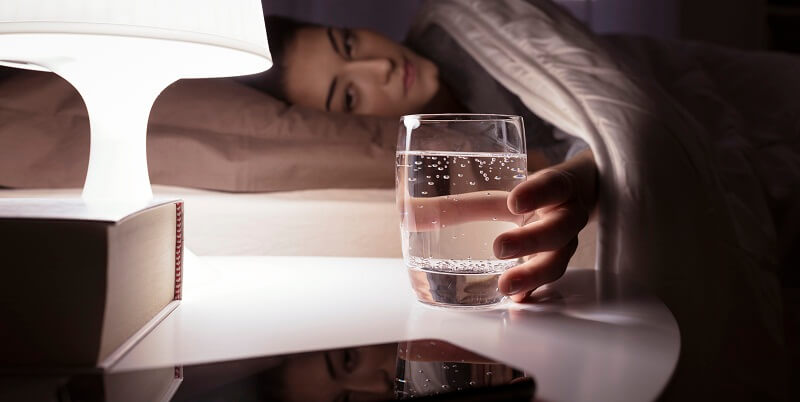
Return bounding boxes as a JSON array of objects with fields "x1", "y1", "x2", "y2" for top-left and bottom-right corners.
[{"x1": 396, "y1": 114, "x2": 527, "y2": 308}]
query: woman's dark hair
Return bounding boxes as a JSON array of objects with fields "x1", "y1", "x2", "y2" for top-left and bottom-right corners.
[{"x1": 237, "y1": 15, "x2": 320, "y2": 102}]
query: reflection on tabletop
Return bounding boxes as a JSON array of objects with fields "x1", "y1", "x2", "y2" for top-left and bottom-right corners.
[{"x1": 0, "y1": 340, "x2": 534, "y2": 402}]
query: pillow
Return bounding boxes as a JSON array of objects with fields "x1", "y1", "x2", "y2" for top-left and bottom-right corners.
[{"x1": 0, "y1": 69, "x2": 398, "y2": 192}]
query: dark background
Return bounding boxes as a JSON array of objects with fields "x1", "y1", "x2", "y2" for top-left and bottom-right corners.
[{"x1": 261, "y1": 0, "x2": 800, "y2": 54}]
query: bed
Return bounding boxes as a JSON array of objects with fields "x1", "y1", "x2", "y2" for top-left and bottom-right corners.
[{"x1": 1, "y1": 0, "x2": 798, "y2": 399}]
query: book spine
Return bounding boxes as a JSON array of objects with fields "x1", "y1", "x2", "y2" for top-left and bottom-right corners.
[{"x1": 175, "y1": 201, "x2": 184, "y2": 301}]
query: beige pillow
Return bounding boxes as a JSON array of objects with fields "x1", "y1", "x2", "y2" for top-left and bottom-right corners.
[{"x1": 0, "y1": 69, "x2": 398, "y2": 192}]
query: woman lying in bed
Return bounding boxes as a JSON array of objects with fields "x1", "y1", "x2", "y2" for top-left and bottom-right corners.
[
  {"x1": 238, "y1": 16, "x2": 599, "y2": 302},
  {"x1": 236, "y1": 3, "x2": 800, "y2": 400}
]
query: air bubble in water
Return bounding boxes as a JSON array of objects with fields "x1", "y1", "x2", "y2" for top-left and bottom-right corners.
[
  {"x1": 441, "y1": 385, "x2": 449, "y2": 390},
  {"x1": 438, "y1": 167, "x2": 444, "y2": 171},
  {"x1": 469, "y1": 181, "x2": 476, "y2": 185},
  {"x1": 469, "y1": 381, "x2": 476, "y2": 386},
  {"x1": 494, "y1": 176, "x2": 501, "y2": 180},
  {"x1": 426, "y1": 175, "x2": 431, "y2": 179},
  {"x1": 443, "y1": 175, "x2": 450, "y2": 179},
  {"x1": 457, "y1": 173, "x2": 464, "y2": 177},
  {"x1": 484, "y1": 177, "x2": 490, "y2": 181},
  {"x1": 428, "y1": 181, "x2": 434, "y2": 185},
  {"x1": 514, "y1": 174, "x2": 526, "y2": 179},
  {"x1": 492, "y1": 217, "x2": 497, "y2": 221},
  {"x1": 421, "y1": 191, "x2": 428, "y2": 195},
  {"x1": 408, "y1": 177, "x2": 416, "y2": 182},
  {"x1": 460, "y1": 164, "x2": 466, "y2": 168},
  {"x1": 414, "y1": 161, "x2": 423, "y2": 165}
]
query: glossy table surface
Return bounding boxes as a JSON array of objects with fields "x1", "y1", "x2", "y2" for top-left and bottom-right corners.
[{"x1": 114, "y1": 255, "x2": 679, "y2": 402}]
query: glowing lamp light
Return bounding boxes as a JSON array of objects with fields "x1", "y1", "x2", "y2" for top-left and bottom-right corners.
[{"x1": 0, "y1": 1, "x2": 272, "y2": 206}]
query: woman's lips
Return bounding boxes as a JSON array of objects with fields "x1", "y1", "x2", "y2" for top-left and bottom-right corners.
[{"x1": 403, "y1": 57, "x2": 416, "y2": 96}]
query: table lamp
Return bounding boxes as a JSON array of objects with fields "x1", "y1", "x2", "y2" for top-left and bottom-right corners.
[{"x1": 0, "y1": 0, "x2": 272, "y2": 206}]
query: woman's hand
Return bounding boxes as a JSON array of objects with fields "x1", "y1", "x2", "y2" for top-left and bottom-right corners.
[
  {"x1": 495, "y1": 149, "x2": 597, "y2": 301},
  {"x1": 399, "y1": 149, "x2": 597, "y2": 302}
]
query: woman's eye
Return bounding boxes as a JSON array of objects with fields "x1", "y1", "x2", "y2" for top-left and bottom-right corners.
[
  {"x1": 343, "y1": 29, "x2": 354, "y2": 58},
  {"x1": 344, "y1": 86, "x2": 356, "y2": 112}
]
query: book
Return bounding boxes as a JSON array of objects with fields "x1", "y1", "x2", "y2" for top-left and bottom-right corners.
[{"x1": 0, "y1": 198, "x2": 183, "y2": 370}]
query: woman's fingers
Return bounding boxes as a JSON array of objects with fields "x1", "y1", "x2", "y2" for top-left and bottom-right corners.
[
  {"x1": 401, "y1": 190, "x2": 521, "y2": 232},
  {"x1": 491, "y1": 150, "x2": 596, "y2": 303},
  {"x1": 509, "y1": 149, "x2": 597, "y2": 215},
  {"x1": 498, "y1": 238, "x2": 579, "y2": 298},
  {"x1": 493, "y1": 200, "x2": 588, "y2": 258},
  {"x1": 508, "y1": 168, "x2": 577, "y2": 214}
]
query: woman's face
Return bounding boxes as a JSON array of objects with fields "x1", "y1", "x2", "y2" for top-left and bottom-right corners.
[{"x1": 282, "y1": 26, "x2": 440, "y2": 117}]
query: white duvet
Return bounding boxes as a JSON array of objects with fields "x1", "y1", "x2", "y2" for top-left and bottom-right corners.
[{"x1": 410, "y1": 0, "x2": 798, "y2": 399}]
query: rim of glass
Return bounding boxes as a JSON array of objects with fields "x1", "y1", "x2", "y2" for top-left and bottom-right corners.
[{"x1": 401, "y1": 113, "x2": 522, "y2": 123}]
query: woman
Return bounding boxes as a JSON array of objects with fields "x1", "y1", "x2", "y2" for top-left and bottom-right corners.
[
  {"x1": 238, "y1": 15, "x2": 599, "y2": 302},
  {"x1": 243, "y1": 3, "x2": 800, "y2": 399}
]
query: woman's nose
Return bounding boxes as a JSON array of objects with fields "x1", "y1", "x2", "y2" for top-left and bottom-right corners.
[{"x1": 348, "y1": 58, "x2": 396, "y2": 85}]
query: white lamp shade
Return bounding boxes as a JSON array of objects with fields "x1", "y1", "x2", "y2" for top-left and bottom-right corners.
[{"x1": 0, "y1": 0, "x2": 272, "y2": 77}]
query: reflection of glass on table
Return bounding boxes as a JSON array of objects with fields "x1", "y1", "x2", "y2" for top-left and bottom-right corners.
[{"x1": 395, "y1": 339, "x2": 532, "y2": 401}]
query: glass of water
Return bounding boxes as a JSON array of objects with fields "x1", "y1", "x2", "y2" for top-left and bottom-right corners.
[{"x1": 396, "y1": 114, "x2": 527, "y2": 308}]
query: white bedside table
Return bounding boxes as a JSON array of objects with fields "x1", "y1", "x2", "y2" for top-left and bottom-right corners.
[{"x1": 112, "y1": 255, "x2": 679, "y2": 402}]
